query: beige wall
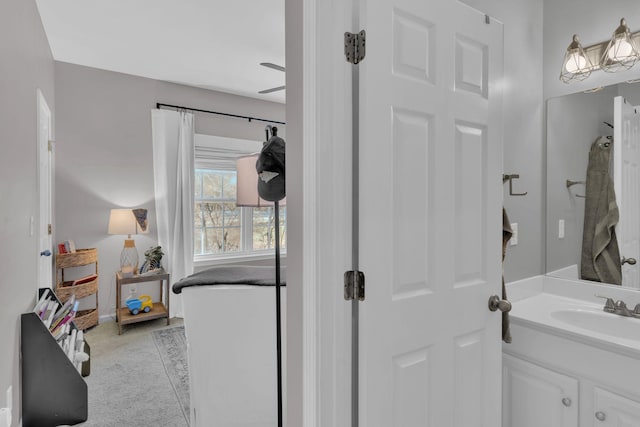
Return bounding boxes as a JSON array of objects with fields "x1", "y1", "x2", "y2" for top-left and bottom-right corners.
[
  {"x1": 0, "y1": 0, "x2": 55, "y2": 423},
  {"x1": 54, "y1": 62, "x2": 285, "y2": 319}
]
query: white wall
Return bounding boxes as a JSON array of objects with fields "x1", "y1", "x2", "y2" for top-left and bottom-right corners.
[
  {"x1": 0, "y1": 0, "x2": 55, "y2": 423},
  {"x1": 54, "y1": 62, "x2": 285, "y2": 319}
]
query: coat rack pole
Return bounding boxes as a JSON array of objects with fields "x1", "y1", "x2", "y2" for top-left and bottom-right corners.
[{"x1": 274, "y1": 199, "x2": 283, "y2": 427}]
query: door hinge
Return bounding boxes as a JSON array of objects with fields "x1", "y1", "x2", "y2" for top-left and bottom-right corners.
[
  {"x1": 344, "y1": 270, "x2": 365, "y2": 301},
  {"x1": 344, "y1": 30, "x2": 366, "y2": 64},
  {"x1": 48, "y1": 140, "x2": 53, "y2": 151},
  {"x1": 48, "y1": 224, "x2": 52, "y2": 235}
]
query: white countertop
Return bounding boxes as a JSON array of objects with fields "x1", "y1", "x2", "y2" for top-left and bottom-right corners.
[{"x1": 506, "y1": 275, "x2": 640, "y2": 358}]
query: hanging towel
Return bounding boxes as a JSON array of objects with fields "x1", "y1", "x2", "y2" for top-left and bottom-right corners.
[
  {"x1": 502, "y1": 208, "x2": 513, "y2": 344},
  {"x1": 580, "y1": 136, "x2": 622, "y2": 285}
]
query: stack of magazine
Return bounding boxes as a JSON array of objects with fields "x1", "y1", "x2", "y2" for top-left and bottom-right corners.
[{"x1": 33, "y1": 289, "x2": 89, "y2": 372}]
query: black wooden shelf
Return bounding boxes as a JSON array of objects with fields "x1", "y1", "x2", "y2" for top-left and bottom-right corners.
[{"x1": 21, "y1": 289, "x2": 89, "y2": 427}]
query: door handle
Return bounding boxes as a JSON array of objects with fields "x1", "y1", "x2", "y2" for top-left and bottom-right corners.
[
  {"x1": 40, "y1": 250, "x2": 52, "y2": 257},
  {"x1": 488, "y1": 295, "x2": 512, "y2": 313},
  {"x1": 622, "y1": 257, "x2": 637, "y2": 265}
]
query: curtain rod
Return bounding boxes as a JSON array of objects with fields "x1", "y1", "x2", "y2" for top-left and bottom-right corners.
[{"x1": 156, "y1": 103, "x2": 286, "y2": 125}]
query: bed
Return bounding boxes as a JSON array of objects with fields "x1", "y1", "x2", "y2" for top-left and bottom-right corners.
[{"x1": 173, "y1": 265, "x2": 286, "y2": 427}]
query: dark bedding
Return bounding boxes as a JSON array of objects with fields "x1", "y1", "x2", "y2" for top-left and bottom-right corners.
[{"x1": 172, "y1": 265, "x2": 286, "y2": 294}]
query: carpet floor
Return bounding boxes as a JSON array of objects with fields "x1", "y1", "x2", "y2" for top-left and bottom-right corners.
[{"x1": 76, "y1": 318, "x2": 189, "y2": 427}]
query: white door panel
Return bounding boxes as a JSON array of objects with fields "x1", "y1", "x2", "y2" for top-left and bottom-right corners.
[
  {"x1": 359, "y1": 0, "x2": 503, "y2": 425},
  {"x1": 37, "y1": 89, "x2": 53, "y2": 290},
  {"x1": 613, "y1": 96, "x2": 640, "y2": 288}
]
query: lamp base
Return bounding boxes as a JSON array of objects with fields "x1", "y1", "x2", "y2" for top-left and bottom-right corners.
[{"x1": 121, "y1": 239, "x2": 139, "y2": 273}]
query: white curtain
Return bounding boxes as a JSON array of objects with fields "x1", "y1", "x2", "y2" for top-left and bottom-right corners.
[{"x1": 151, "y1": 109, "x2": 195, "y2": 318}]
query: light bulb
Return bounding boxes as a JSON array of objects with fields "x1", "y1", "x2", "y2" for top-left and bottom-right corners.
[
  {"x1": 565, "y1": 52, "x2": 587, "y2": 73},
  {"x1": 608, "y1": 38, "x2": 633, "y2": 61}
]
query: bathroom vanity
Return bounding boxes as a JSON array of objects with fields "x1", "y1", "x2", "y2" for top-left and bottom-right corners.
[{"x1": 503, "y1": 275, "x2": 640, "y2": 427}]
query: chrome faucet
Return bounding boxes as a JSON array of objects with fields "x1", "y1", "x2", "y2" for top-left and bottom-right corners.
[
  {"x1": 595, "y1": 295, "x2": 639, "y2": 317},
  {"x1": 595, "y1": 295, "x2": 616, "y2": 313},
  {"x1": 614, "y1": 300, "x2": 632, "y2": 317}
]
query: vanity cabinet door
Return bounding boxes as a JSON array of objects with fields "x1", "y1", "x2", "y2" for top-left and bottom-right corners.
[
  {"x1": 503, "y1": 354, "x2": 578, "y2": 427},
  {"x1": 592, "y1": 387, "x2": 640, "y2": 426}
]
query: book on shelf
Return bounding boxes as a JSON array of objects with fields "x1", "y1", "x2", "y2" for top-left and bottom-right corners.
[
  {"x1": 51, "y1": 301, "x2": 79, "y2": 334},
  {"x1": 50, "y1": 295, "x2": 76, "y2": 331},
  {"x1": 72, "y1": 274, "x2": 97, "y2": 285},
  {"x1": 57, "y1": 240, "x2": 77, "y2": 254}
]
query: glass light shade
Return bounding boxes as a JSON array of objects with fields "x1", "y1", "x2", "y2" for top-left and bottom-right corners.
[
  {"x1": 601, "y1": 18, "x2": 640, "y2": 72},
  {"x1": 564, "y1": 51, "x2": 588, "y2": 73},
  {"x1": 560, "y1": 35, "x2": 592, "y2": 83},
  {"x1": 607, "y1": 38, "x2": 634, "y2": 60}
]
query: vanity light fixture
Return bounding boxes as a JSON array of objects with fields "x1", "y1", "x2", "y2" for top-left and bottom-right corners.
[
  {"x1": 560, "y1": 18, "x2": 640, "y2": 83},
  {"x1": 560, "y1": 35, "x2": 592, "y2": 83},
  {"x1": 600, "y1": 19, "x2": 640, "y2": 72}
]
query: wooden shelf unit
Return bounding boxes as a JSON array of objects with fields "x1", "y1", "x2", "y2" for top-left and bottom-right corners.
[
  {"x1": 55, "y1": 248, "x2": 99, "y2": 330},
  {"x1": 116, "y1": 270, "x2": 170, "y2": 335}
]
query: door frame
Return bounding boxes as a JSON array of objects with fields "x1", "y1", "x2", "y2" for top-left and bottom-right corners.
[{"x1": 287, "y1": 0, "x2": 353, "y2": 425}]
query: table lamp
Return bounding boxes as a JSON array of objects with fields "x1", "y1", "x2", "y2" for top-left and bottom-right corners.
[{"x1": 108, "y1": 208, "x2": 148, "y2": 274}]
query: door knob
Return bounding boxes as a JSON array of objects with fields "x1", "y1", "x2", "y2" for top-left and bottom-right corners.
[
  {"x1": 595, "y1": 411, "x2": 606, "y2": 421},
  {"x1": 40, "y1": 250, "x2": 52, "y2": 257},
  {"x1": 622, "y1": 257, "x2": 637, "y2": 265},
  {"x1": 488, "y1": 295, "x2": 512, "y2": 313},
  {"x1": 562, "y1": 397, "x2": 572, "y2": 407}
]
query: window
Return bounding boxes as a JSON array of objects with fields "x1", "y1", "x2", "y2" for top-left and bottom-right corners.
[{"x1": 193, "y1": 134, "x2": 286, "y2": 261}]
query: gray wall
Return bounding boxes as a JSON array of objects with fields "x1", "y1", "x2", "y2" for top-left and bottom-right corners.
[
  {"x1": 0, "y1": 0, "x2": 55, "y2": 422},
  {"x1": 54, "y1": 62, "x2": 285, "y2": 319},
  {"x1": 462, "y1": 0, "x2": 545, "y2": 282},
  {"x1": 543, "y1": 0, "x2": 640, "y2": 99}
]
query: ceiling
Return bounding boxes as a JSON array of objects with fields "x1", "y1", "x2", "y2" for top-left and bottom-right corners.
[{"x1": 35, "y1": 0, "x2": 286, "y2": 103}]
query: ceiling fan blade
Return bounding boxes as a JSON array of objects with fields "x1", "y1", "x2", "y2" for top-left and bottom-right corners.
[
  {"x1": 258, "y1": 85, "x2": 286, "y2": 94},
  {"x1": 260, "y1": 62, "x2": 286, "y2": 72}
]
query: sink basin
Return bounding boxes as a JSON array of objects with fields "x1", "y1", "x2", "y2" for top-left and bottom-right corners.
[{"x1": 550, "y1": 309, "x2": 640, "y2": 342}]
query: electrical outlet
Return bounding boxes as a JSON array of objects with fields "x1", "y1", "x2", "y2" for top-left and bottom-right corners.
[
  {"x1": 510, "y1": 223, "x2": 518, "y2": 246},
  {"x1": 1, "y1": 385, "x2": 12, "y2": 427},
  {"x1": 558, "y1": 219, "x2": 565, "y2": 239}
]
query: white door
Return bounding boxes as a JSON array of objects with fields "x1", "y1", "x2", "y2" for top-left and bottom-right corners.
[
  {"x1": 502, "y1": 355, "x2": 578, "y2": 427},
  {"x1": 358, "y1": 1, "x2": 504, "y2": 425},
  {"x1": 613, "y1": 95, "x2": 640, "y2": 289},
  {"x1": 37, "y1": 89, "x2": 53, "y2": 289}
]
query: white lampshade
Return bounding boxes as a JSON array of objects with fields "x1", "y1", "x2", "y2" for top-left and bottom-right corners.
[
  {"x1": 108, "y1": 209, "x2": 149, "y2": 236},
  {"x1": 236, "y1": 154, "x2": 286, "y2": 207}
]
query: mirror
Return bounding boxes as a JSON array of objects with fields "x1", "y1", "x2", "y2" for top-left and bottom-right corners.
[{"x1": 546, "y1": 82, "x2": 640, "y2": 289}]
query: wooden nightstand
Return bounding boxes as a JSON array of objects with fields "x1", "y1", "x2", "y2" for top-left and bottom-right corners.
[{"x1": 116, "y1": 270, "x2": 170, "y2": 335}]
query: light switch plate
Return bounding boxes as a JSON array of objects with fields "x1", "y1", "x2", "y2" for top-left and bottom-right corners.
[
  {"x1": 510, "y1": 223, "x2": 518, "y2": 246},
  {"x1": 558, "y1": 219, "x2": 565, "y2": 239}
]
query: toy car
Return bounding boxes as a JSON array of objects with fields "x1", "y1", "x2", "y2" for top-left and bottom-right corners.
[{"x1": 125, "y1": 294, "x2": 153, "y2": 315}]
